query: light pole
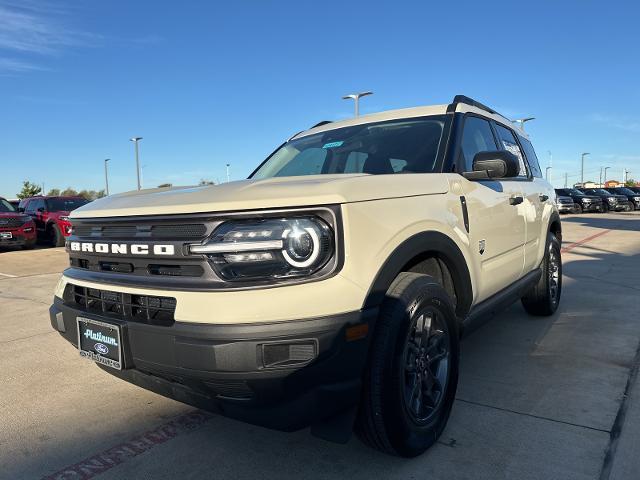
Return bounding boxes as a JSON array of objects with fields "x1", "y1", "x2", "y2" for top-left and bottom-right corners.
[
  {"x1": 580, "y1": 152, "x2": 590, "y2": 185},
  {"x1": 604, "y1": 166, "x2": 610, "y2": 186},
  {"x1": 545, "y1": 166, "x2": 552, "y2": 181},
  {"x1": 514, "y1": 117, "x2": 535, "y2": 130},
  {"x1": 546, "y1": 150, "x2": 552, "y2": 181},
  {"x1": 104, "y1": 158, "x2": 110, "y2": 195},
  {"x1": 226, "y1": 163, "x2": 230, "y2": 183},
  {"x1": 130, "y1": 137, "x2": 143, "y2": 190},
  {"x1": 342, "y1": 91, "x2": 373, "y2": 117}
]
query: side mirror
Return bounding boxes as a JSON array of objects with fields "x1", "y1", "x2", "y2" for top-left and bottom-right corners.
[
  {"x1": 463, "y1": 151, "x2": 520, "y2": 180},
  {"x1": 37, "y1": 207, "x2": 46, "y2": 213}
]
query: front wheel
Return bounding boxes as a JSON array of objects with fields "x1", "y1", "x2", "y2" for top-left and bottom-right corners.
[
  {"x1": 521, "y1": 232, "x2": 562, "y2": 316},
  {"x1": 50, "y1": 224, "x2": 65, "y2": 247},
  {"x1": 356, "y1": 272, "x2": 460, "y2": 457},
  {"x1": 573, "y1": 204, "x2": 583, "y2": 214}
]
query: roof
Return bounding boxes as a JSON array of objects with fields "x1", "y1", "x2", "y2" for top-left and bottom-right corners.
[{"x1": 293, "y1": 95, "x2": 528, "y2": 140}]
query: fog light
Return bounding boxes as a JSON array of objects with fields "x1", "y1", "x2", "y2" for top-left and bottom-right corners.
[{"x1": 261, "y1": 341, "x2": 317, "y2": 368}]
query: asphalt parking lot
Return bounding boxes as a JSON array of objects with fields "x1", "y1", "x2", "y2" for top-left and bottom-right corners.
[{"x1": 1, "y1": 211, "x2": 639, "y2": 480}]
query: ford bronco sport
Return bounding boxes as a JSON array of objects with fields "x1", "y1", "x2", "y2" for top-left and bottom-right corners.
[{"x1": 49, "y1": 95, "x2": 562, "y2": 457}]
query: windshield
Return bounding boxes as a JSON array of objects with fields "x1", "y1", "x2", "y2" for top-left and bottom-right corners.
[
  {"x1": 588, "y1": 189, "x2": 611, "y2": 195},
  {"x1": 614, "y1": 187, "x2": 636, "y2": 195},
  {"x1": 566, "y1": 189, "x2": 585, "y2": 196},
  {"x1": 0, "y1": 199, "x2": 16, "y2": 213},
  {"x1": 46, "y1": 197, "x2": 88, "y2": 211},
  {"x1": 252, "y1": 116, "x2": 446, "y2": 179}
]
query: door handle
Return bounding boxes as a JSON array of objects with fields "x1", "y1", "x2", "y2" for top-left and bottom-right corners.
[
  {"x1": 539, "y1": 194, "x2": 549, "y2": 202},
  {"x1": 509, "y1": 196, "x2": 524, "y2": 206}
]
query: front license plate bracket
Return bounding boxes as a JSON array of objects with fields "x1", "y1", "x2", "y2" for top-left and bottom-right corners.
[{"x1": 76, "y1": 317, "x2": 123, "y2": 370}]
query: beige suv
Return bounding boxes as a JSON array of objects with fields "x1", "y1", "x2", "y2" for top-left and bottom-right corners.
[{"x1": 50, "y1": 95, "x2": 562, "y2": 457}]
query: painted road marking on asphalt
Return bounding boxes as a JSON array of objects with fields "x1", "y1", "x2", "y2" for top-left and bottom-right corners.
[
  {"x1": 561, "y1": 229, "x2": 612, "y2": 253},
  {"x1": 0, "y1": 271, "x2": 17, "y2": 277},
  {"x1": 41, "y1": 410, "x2": 215, "y2": 480}
]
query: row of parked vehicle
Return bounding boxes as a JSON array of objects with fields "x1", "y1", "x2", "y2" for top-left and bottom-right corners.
[
  {"x1": 555, "y1": 187, "x2": 640, "y2": 214},
  {"x1": 0, "y1": 195, "x2": 89, "y2": 250}
]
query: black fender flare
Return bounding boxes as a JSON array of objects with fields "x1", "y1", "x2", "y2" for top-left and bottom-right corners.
[{"x1": 362, "y1": 231, "x2": 473, "y2": 318}]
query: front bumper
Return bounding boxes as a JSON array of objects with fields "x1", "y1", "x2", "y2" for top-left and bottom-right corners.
[
  {"x1": 556, "y1": 204, "x2": 574, "y2": 213},
  {"x1": 50, "y1": 297, "x2": 376, "y2": 432},
  {"x1": 580, "y1": 202, "x2": 602, "y2": 212},
  {"x1": 0, "y1": 229, "x2": 35, "y2": 247}
]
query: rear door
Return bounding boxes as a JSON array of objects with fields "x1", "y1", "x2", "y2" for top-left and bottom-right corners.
[
  {"x1": 458, "y1": 115, "x2": 526, "y2": 302},
  {"x1": 494, "y1": 124, "x2": 546, "y2": 274}
]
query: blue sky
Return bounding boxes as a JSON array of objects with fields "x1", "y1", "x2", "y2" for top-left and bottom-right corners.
[{"x1": 1, "y1": 0, "x2": 639, "y2": 198}]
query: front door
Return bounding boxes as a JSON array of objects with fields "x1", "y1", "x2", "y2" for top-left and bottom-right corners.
[{"x1": 458, "y1": 116, "x2": 526, "y2": 302}]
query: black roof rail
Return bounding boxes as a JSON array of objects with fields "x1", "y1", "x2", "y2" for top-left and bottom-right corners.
[
  {"x1": 310, "y1": 120, "x2": 332, "y2": 129},
  {"x1": 447, "y1": 95, "x2": 499, "y2": 115}
]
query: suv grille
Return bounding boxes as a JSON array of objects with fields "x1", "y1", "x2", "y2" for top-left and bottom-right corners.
[
  {"x1": 73, "y1": 223, "x2": 207, "y2": 239},
  {"x1": 64, "y1": 284, "x2": 176, "y2": 326},
  {"x1": 0, "y1": 217, "x2": 26, "y2": 228}
]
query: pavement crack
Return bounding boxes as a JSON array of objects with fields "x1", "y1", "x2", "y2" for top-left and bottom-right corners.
[
  {"x1": 455, "y1": 397, "x2": 611, "y2": 434},
  {"x1": 0, "y1": 331, "x2": 56, "y2": 345},
  {"x1": 0, "y1": 293, "x2": 51, "y2": 306},
  {"x1": 598, "y1": 333, "x2": 640, "y2": 480}
]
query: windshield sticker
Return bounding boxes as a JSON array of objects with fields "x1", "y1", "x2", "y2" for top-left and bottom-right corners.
[{"x1": 322, "y1": 141, "x2": 344, "y2": 149}]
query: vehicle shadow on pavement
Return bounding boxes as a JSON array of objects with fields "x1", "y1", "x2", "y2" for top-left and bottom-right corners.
[{"x1": 561, "y1": 212, "x2": 640, "y2": 232}]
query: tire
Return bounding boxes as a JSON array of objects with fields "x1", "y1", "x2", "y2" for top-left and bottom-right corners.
[
  {"x1": 521, "y1": 232, "x2": 562, "y2": 316},
  {"x1": 50, "y1": 224, "x2": 65, "y2": 247},
  {"x1": 574, "y1": 204, "x2": 582, "y2": 214},
  {"x1": 355, "y1": 272, "x2": 460, "y2": 457},
  {"x1": 602, "y1": 202, "x2": 609, "y2": 213}
]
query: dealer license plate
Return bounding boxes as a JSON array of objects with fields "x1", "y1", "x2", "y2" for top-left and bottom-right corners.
[{"x1": 76, "y1": 317, "x2": 123, "y2": 370}]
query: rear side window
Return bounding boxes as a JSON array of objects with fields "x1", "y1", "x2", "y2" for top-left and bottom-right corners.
[
  {"x1": 495, "y1": 124, "x2": 527, "y2": 177},
  {"x1": 24, "y1": 200, "x2": 36, "y2": 213},
  {"x1": 519, "y1": 136, "x2": 543, "y2": 178},
  {"x1": 460, "y1": 116, "x2": 498, "y2": 171}
]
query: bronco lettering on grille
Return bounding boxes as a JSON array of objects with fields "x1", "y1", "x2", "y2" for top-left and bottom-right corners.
[{"x1": 69, "y1": 242, "x2": 175, "y2": 255}]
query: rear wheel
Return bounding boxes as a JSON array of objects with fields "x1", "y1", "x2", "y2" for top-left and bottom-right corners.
[
  {"x1": 50, "y1": 224, "x2": 65, "y2": 247},
  {"x1": 356, "y1": 272, "x2": 459, "y2": 457},
  {"x1": 521, "y1": 232, "x2": 562, "y2": 316}
]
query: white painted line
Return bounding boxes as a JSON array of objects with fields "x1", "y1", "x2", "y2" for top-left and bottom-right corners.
[{"x1": 0, "y1": 272, "x2": 17, "y2": 278}]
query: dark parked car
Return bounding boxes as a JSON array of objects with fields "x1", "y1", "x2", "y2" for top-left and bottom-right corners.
[
  {"x1": 18, "y1": 196, "x2": 89, "y2": 246},
  {"x1": 605, "y1": 187, "x2": 640, "y2": 210},
  {"x1": 627, "y1": 186, "x2": 640, "y2": 194},
  {"x1": 555, "y1": 188, "x2": 603, "y2": 213},
  {"x1": 579, "y1": 188, "x2": 630, "y2": 212}
]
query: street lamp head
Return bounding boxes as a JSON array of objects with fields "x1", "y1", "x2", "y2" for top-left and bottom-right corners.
[
  {"x1": 581, "y1": 152, "x2": 590, "y2": 157},
  {"x1": 130, "y1": 137, "x2": 143, "y2": 142},
  {"x1": 342, "y1": 91, "x2": 373, "y2": 100},
  {"x1": 104, "y1": 158, "x2": 110, "y2": 163}
]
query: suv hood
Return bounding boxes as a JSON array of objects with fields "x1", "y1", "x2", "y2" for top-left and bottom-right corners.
[{"x1": 70, "y1": 174, "x2": 450, "y2": 219}]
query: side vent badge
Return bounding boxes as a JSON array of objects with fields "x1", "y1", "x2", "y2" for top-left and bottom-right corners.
[{"x1": 478, "y1": 239, "x2": 486, "y2": 255}]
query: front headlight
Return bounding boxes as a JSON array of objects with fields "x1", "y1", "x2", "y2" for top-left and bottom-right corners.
[
  {"x1": 608, "y1": 197, "x2": 616, "y2": 203},
  {"x1": 189, "y1": 216, "x2": 334, "y2": 282}
]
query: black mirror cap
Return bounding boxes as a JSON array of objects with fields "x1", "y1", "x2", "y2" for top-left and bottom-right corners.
[{"x1": 463, "y1": 151, "x2": 520, "y2": 180}]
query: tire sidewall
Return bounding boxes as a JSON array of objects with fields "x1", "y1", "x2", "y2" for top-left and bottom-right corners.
[
  {"x1": 51, "y1": 224, "x2": 64, "y2": 247},
  {"x1": 383, "y1": 283, "x2": 460, "y2": 457}
]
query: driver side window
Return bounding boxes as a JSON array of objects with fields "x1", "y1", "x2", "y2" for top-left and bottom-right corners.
[{"x1": 460, "y1": 116, "x2": 498, "y2": 171}]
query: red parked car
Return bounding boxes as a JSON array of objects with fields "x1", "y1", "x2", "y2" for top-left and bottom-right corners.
[
  {"x1": 0, "y1": 197, "x2": 36, "y2": 249},
  {"x1": 18, "y1": 196, "x2": 89, "y2": 247}
]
